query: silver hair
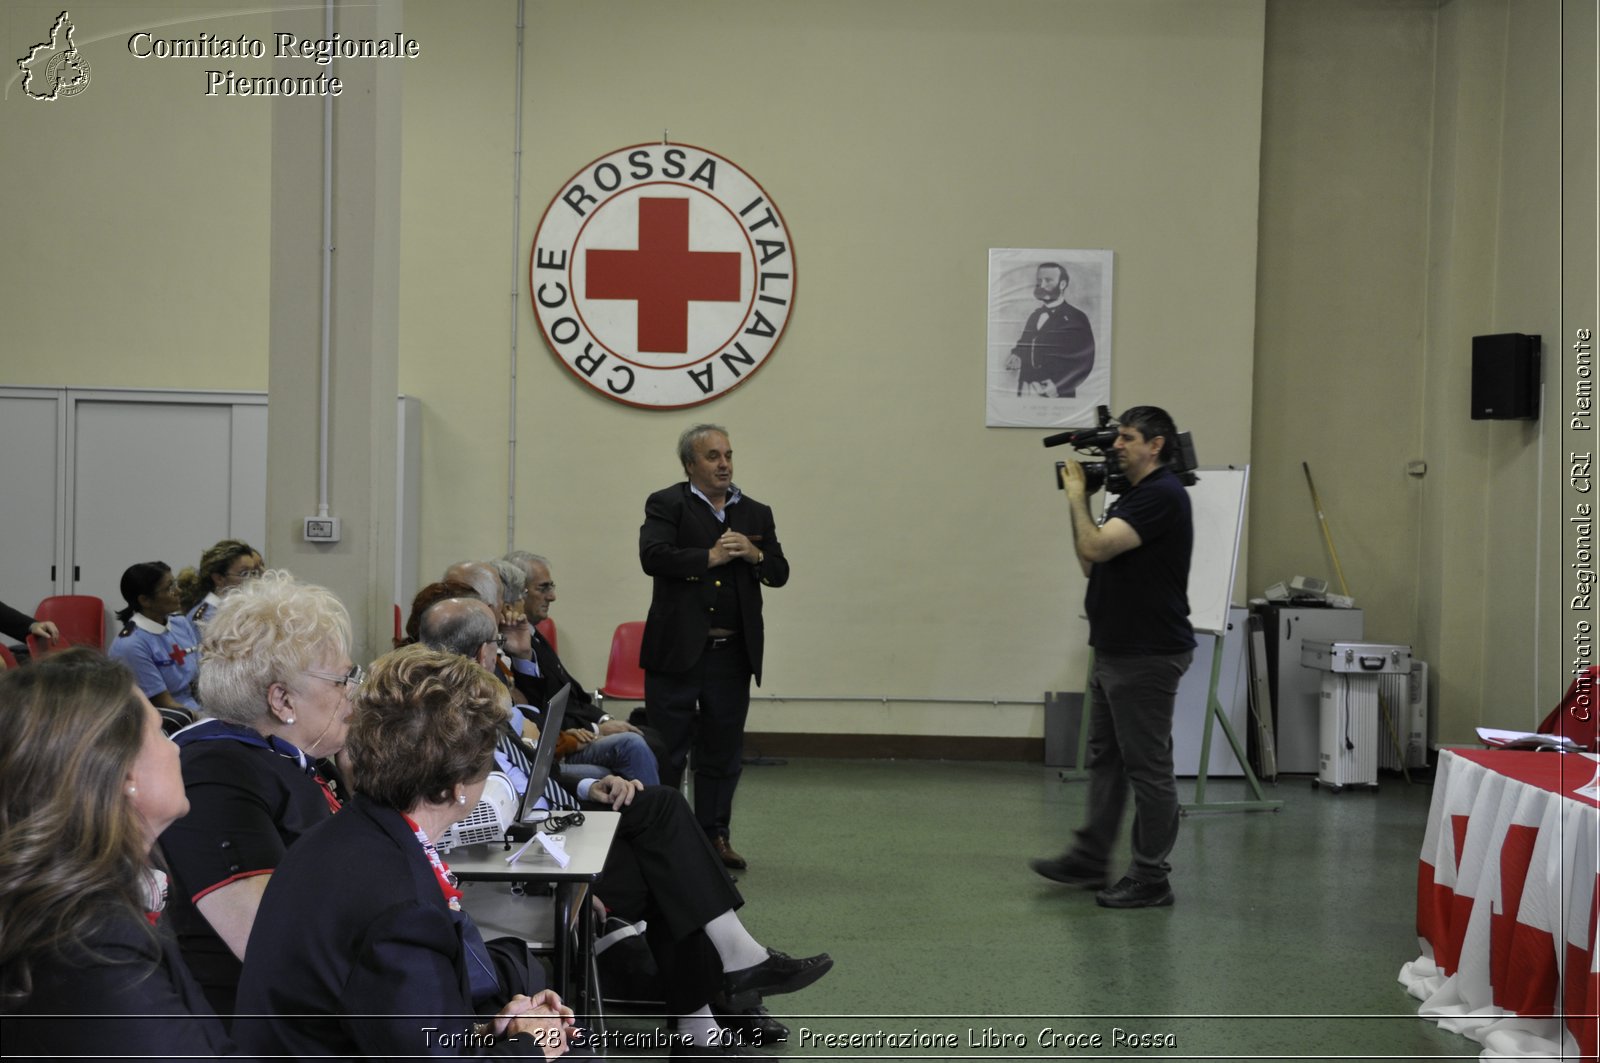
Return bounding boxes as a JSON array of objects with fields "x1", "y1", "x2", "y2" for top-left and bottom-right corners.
[
  {"x1": 417, "y1": 598, "x2": 499, "y2": 659},
  {"x1": 197, "y1": 570, "x2": 352, "y2": 726},
  {"x1": 677, "y1": 423, "x2": 729, "y2": 469},
  {"x1": 489, "y1": 559, "x2": 526, "y2": 604},
  {"x1": 443, "y1": 561, "x2": 501, "y2": 608},
  {"x1": 502, "y1": 550, "x2": 551, "y2": 575}
]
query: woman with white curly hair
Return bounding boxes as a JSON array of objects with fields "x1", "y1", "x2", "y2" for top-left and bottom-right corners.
[{"x1": 158, "y1": 569, "x2": 359, "y2": 1021}]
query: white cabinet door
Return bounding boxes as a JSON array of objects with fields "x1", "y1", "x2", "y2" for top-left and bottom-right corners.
[{"x1": 70, "y1": 397, "x2": 264, "y2": 644}]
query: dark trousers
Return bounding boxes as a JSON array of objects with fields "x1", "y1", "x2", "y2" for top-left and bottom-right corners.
[
  {"x1": 586, "y1": 784, "x2": 743, "y2": 1013},
  {"x1": 645, "y1": 640, "x2": 753, "y2": 840},
  {"x1": 1070, "y1": 649, "x2": 1193, "y2": 883}
]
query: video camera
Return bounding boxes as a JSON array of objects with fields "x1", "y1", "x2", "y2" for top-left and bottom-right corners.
[{"x1": 1042, "y1": 405, "x2": 1199, "y2": 495}]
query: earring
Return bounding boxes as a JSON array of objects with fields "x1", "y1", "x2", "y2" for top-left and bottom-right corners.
[
  {"x1": 285, "y1": 716, "x2": 295, "y2": 725},
  {"x1": 458, "y1": 795, "x2": 467, "y2": 805},
  {"x1": 127, "y1": 785, "x2": 137, "y2": 796}
]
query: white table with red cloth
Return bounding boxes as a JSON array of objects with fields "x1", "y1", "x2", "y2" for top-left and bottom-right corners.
[{"x1": 1401, "y1": 748, "x2": 1599, "y2": 1061}]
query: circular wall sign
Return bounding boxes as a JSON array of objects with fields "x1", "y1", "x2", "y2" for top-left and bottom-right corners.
[{"x1": 529, "y1": 143, "x2": 796, "y2": 409}]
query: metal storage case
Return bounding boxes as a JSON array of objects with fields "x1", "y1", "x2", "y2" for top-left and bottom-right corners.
[
  {"x1": 1301, "y1": 640, "x2": 1412, "y2": 791},
  {"x1": 1301, "y1": 640, "x2": 1411, "y2": 675}
]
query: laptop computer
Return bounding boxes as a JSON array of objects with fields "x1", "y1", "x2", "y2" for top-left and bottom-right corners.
[
  {"x1": 435, "y1": 685, "x2": 570, "y2": 852},
  {"x1": 502, "y1": 684, "x2": 568, "y2": 843}
]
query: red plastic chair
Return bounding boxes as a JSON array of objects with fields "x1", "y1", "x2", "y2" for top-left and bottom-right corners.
[
  {"x1": 598, "y1": 621, "x2": 647, "y2": 702},
  {"x1": 0, "y1": 644, "x2": 17, "y2": 669},
  {"x1": 29, "y1": 595, "x2": 106, "y2": 655},
  {"x1": 535, "y1": 618, "x2": 558, "y2": 655}
]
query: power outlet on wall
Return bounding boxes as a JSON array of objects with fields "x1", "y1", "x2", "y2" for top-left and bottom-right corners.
[{"x1": 303, "y1": 516, "x2": 341, "y2": 543}]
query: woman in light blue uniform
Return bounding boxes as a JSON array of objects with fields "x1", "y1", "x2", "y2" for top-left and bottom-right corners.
[
  {"x1": 108, "y1": 562, "x2": 202, "y2": 734},
  {"x1": 177, "y1": 540, "x2": 263, "y2": 632}
]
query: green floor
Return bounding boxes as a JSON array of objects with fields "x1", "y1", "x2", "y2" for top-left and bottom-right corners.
[{"x1": 645, "y1": 757, "x2": 1477, "y2": 1062}]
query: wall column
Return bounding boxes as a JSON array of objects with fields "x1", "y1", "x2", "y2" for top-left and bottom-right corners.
[{"x1": 266, "y1": 0, "x2": 403, "y2": 662}]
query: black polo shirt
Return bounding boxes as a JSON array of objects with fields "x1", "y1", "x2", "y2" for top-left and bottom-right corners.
[{"x1": 1084, "y1": 465, "x2": 1196, "y2": 655}]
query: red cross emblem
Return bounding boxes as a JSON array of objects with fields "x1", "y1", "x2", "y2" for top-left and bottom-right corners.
[
  {"x1": 586, "y1": 198, "x2": 741, "y2": 354},
  {"x1": 530, "y1": 143, "x2": 795, "y2": 409}
]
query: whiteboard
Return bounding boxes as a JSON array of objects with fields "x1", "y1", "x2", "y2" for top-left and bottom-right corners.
[
  {"x1": 1183, "y1": 466, "x2": 1249, "y2": 635},
  {"x1": 1103, "y1": 464, "x2": 1248, "y2": 637}
]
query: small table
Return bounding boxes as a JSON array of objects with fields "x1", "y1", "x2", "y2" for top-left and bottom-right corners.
[
  {"x1": 448, "y1": 811, "x2": 619, "y2": 1026},
  {"x1": 1401, "y1": 749, "x2": 1599, "y2": 1060}
]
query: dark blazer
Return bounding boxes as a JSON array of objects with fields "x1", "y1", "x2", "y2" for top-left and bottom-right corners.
[
  {"x1": 0, "y1": 599, "x2": 36, "y2": 643},
  {"x1": 234, "y1": 795, "x2": 561, "y2": 1060},
  {"x1": 510, "y1": 629, "x2": 601, "y2": 728},
  {"x1": 1, "y1": 907, "x2": 242, "y2": 1061},
  {"x1": 1012, "y1": 299, "x2": 1095, "y2": 397},
  {"x1": 638, "y1": 482, "x2": 789, "y2": 682}
]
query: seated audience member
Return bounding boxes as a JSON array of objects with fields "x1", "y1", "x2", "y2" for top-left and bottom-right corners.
[
  {"x1": 0, "y1": 598, "x2": 58, "y2": 647},
  {"x1": 432, "y1": 566, "x2": 660, "y2": 786},
  {"x1": 0, "y1": 649, "x2": 241, "y2": 1058},
  {"x1": 421, "y1": 595, "x2": 830, "y2": 1055},
  {"x1": 503, "y1": 549, "x2": 667, "y2": 774},
  {"x1": 108, "y1": 561, "x2": 202, "y2": 733},
  {"x1": 178, "y1": 539, "x2": 264, "y2": 631},
  {"x1": 158, "y1": 570, "x2": 356, "y2": 1020},
  {"x1": 234, "y1": 646, "x2": 586, "y2": 1060}
]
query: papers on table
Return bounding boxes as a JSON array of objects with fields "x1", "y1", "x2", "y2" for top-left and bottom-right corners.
[{"x1": 1475, "y1": 727, "x2": 1583, "y2": 752}]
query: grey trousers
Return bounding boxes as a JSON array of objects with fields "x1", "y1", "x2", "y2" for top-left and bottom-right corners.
[{"x1": 1070, "y1": 648, "x2": 1193, "y2": 883}]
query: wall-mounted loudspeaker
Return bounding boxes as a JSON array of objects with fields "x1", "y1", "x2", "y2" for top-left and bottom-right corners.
[{"x1": 1470, "y1": 333, "x2": 1540, "y2": 420}]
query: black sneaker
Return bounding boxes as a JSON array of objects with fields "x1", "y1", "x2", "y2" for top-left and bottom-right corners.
[
  {"x1": 1095, "y1": 875, "x2": 1175, "y2": 908},
  {"x1": 1029, "y1": 855, "x2": 1107, "y2": 889}
]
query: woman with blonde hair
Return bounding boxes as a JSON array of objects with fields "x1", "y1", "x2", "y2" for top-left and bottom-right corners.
[
  {"x1": 177, "y1": 539, "x2": 264, "y2": 630},
  {"x1": 235, "y1": 646, "x2": 586, "y2": 1059},
  {"x1": 158, "y1": 568, "x2": 358, "y2": 1020},
  {"x1": 0, "y1": 648, "x2": 238, "y2": 1057}
]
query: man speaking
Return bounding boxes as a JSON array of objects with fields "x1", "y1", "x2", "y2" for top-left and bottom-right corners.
[
  {"x1": 640, "y1": 424, "x2": 788, "y2": 870},
  {"x1": 1032, "y1": 406, "x2": 1194, "y2": 908}
]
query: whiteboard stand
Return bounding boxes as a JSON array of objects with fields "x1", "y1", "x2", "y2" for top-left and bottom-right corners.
[
  {"x1": 1182, "y1": 627, "x2": 1283, "y2": 814},
  {"x1": 1180, "y1": 466, "x2": 1280, "y2": 814}
]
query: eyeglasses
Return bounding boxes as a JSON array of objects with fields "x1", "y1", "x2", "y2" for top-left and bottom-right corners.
[
  {"x1": 301, "y1": 663, "x2": 366, "y2": 693},
  {"x1": 532, "y1": 582, "x2": 556, "y2": 594},
  {"x1": 485, "y1": 634, "x2": 508, "y2": 651}
]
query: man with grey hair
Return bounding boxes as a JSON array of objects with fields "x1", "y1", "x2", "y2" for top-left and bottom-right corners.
[
  {"x1": 440, "y1": 562, "x2": 658, "y2": 786},
  {"x1": 502, "y1": 549, "x2": 667, "y2": 776},
  {"x1": 639, "y1": 423, "x2": 789, "y2": 870}
]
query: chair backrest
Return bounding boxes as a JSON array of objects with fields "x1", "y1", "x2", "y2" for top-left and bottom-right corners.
[
  {"x1": 0, "y1": 643, "x2": 17, "y2": 669},
  {"x1": 32, "y1": 595, "x2": 107, "y2": 652},
  {"x1": 535, "y1": 617, "x2": 557, "y2": 655},
  {"x1": 598, "y1": 621, "x2": 647, "y2": 701}
]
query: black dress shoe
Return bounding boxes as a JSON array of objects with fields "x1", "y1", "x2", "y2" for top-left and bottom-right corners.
[
  {"x1": 1029, "y1": 855, "x2": 1107, "y2": 889},
  {"x1": 714, "y1": 836, "x2": 748, "y2": 870},
  {"x1": 713, "y1": 999, "x2": 789, "y2": 1045},
  {"x1": 1095, "y1": 875, "x2": 1175, "y2": 908},
  {"x1": 722, "y1": 948, "x2": 833, "y2": 1005}
]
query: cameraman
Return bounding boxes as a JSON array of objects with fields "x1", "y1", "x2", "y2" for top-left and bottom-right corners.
[{"x1": 1032, "y1": 405, "x2": 1195, "y2": 909}]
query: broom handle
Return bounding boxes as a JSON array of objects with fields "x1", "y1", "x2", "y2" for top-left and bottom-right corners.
[{"x1": 1302, "y1": 462, "x2": 1351, "y2": 597}]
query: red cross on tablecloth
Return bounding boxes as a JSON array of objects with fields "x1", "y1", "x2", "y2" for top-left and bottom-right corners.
[{"x1": 586, "y1": 197, "x2": 741, "y2": 354}]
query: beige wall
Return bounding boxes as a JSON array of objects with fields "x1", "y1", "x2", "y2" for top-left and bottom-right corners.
[
  {"x1": 3, "y1": 0, "x2": 1588, "y2": 745},
  {"x1": 0, "y1": 2, "x2": 272, "y2": 389},
  {"x1": 399, "y1": 0, "x2": 1268, "y2": 738}
]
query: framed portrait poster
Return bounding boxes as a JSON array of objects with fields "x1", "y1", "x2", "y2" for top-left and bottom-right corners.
[{"x1": 985, "y1": 248, "x2": 1113, "y2": 428}]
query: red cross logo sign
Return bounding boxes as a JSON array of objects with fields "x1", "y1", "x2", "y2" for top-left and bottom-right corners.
[{"x1": 530, "y1": 144, "x2": 795, "y2": 408}]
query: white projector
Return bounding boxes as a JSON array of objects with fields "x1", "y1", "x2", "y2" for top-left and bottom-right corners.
[{"x1": 435, "y1": 771, "x2": 519, "y2": 853}]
